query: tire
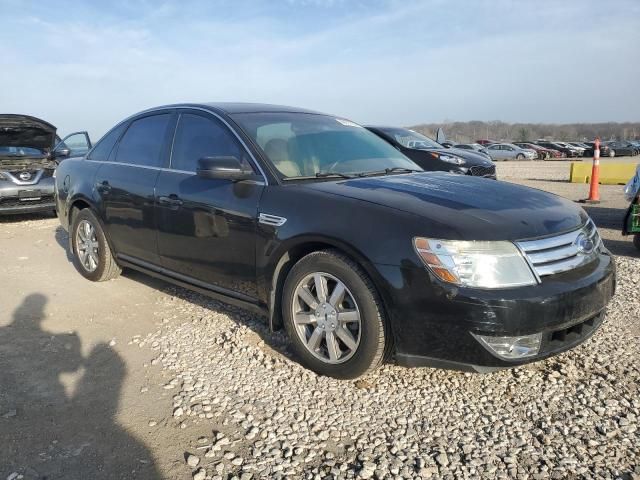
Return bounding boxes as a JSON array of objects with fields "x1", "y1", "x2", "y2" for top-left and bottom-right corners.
[
  {"x1": 516, "y1": 154, "x2": 524, "y2": 160},
  {"x1": 71, "y1": 208, "x2": 121, "y2": 282},
  {"x1": 634, "y1": 234, "x2": 640, "y2": 251},
  {"x1": 282, "y1": 249, "x2": 388, "y2": 379}
]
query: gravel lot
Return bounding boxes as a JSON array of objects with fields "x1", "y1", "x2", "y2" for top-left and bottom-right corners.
[{"x1": 1, "y1": 161, "x2": 639, "y2": 480}]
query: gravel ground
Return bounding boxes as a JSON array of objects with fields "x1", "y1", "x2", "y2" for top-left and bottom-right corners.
[
  {"x1": 139, "y1": 261, "x2": 639, "y2": 479},
  {"x1": 2, "y1": 161, "x2": 639, "y2": 480},
  {"x1": 129, "y1": 162, "x2": 639, "y2": 480}
]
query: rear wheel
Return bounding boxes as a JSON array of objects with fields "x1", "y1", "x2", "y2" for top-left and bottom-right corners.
[
  {"x1": 282, "y1": 250, "x2": 388, "y2": 379},
  {"x1": 71, "y1": 208, "x2": 121, "y2": 282}
]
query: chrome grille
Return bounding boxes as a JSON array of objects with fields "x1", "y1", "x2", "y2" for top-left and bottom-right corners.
[{"x1": 517, "y1": 220, "x2": 601, "y2": 277}]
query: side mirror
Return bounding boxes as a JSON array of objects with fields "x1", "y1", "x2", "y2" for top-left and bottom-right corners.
[
  {"x1": 51, "y1": 148, "x2": 71, "y2": 159},
  {"x1": 196, "y1": 156, "x2": 254, "y2": 181}
]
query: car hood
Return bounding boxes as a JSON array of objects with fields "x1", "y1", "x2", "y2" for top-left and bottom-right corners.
[
  {"x1": 305, "y1": 172, "x2": 587, "y2": 241},
  {"x1": 414, "y1": 147, "x2": 492, "y2": 166},
  {"x1": 0, "y1": 114, "x2": 57, "y2": 151}
]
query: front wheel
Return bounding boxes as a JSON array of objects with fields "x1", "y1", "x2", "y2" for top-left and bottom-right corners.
[
  {"x1": 634, "y1": 234, "x2": 640, "y2": 251},
  {"x1": 71, "y1": 208, "x2": 121, "y2": 282},
  {"x1": 516, "y1": 154, "x2": 525, "y2": 160},
  {"x1": 282, "y1": 250, "x2": 388, "y2": 379}
]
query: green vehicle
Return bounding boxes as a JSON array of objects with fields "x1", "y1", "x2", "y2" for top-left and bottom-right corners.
[
  {"x1": 623, "y1": 197, "x2": 640, "y2": 251},
  {"x1": 623, "y1": 166, "x2": 640, "y2": 251}
]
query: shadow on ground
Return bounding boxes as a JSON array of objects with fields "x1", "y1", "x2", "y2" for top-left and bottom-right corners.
[
  {"x1": 0, "y1": 294, "x2": 160, "y2": 479},
  {"x1": 52, "y1": 225, "x2": 289, "y2": 360},
  {"x1": 0, "y1": 212, "x2": 56, "y2": 224}
]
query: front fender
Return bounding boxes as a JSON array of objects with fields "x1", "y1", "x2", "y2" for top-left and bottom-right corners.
[{"x1": 258, "y1": 232, "x2": 396, "y2": 340}]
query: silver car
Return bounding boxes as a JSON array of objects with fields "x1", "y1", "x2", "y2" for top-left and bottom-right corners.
[
  {"x1": 0, "y1": 114, "x2": 91, "y2": 215},
  {"x1": 486, "y1": 143, "x2": 536, "y2": 161}
]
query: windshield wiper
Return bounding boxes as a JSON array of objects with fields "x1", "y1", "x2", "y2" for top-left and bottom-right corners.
[
  {"x1": 314, "y1": 171, "x2": 355, "y2": 179},
  {"x1": 282, "y1": 171, "x2": 355, "y2": 181},
  {"x1": 356, "y1": 167, "x2": 421, "y2": 178},
  {"x1": 384, "y1": 167, "x2": 421, "y2": 174}
]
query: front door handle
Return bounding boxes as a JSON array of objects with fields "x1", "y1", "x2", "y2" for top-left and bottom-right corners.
[
  {"x1": 96, "y1": 180, "x2": 111, "y2": 194},
  {"x1": 158, "y1": 194, "x2": 183, "y2": 209}
]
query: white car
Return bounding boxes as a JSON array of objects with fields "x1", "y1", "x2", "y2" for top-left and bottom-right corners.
[{"x1": 486, "y1": 143, "x2": 536, "y2": 161}]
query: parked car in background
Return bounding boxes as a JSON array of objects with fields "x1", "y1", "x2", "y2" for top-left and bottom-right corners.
[
  {"x1": 453, "y1": 143, "x2": 491, "y2": 156},
  {"x1": 569, "y1": 142, "x2": 591, "y2": 150},
  {"x1": 476, "y1": 139, "x2": 494, "y2": 145},
  {"x1": 555, "y1": 141, "x2": 586, "y2": 157},
  {"x1": 366, "y1": 126, "x2": 496, "y2": 178},
  {"x1": 55, "y1": 102, "x2": 614, "y2": 378},
  {"x1": 606, "y1": 141, "x2": 639, "y2": 157},
  {"x1": 485, "y1": 143, "x2": 536, "y2": 161},
  {"x1": 583, "y1": 142, "x2": 613, "y2": 158},
  {"x1": 513, "y1": 142, "x2": 554, "y2": 160},
  {"x1": 0, "y1": 114, "x2": 91, "y2": 215},
  {"x1": 536, "y1": 141, "x2": 579, "y2": 158}
]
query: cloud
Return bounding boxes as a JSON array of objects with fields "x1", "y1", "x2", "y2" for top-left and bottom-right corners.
[{"x1": 1, "y1": 0, "x2": 638, "y2": 138}]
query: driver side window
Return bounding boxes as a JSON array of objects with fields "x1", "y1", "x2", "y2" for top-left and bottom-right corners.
[{"x1": 171, "y1": 113, "x2": 251, "y2": 172}]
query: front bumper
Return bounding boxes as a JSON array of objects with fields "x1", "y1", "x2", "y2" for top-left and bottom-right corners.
[
  {"x1": 0, "y1": 175, "x2": 55, "y2": 215},
  {"x1": 377, "y1": 252, "x2": 615, "y2": 372}
]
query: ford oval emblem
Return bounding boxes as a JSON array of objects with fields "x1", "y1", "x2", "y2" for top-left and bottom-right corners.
[
  {"x1": 575, "y1": 233, "x2": 595, "y2": 255},
  {"x1": 19, "y1": 171, "x2": 32, "y2": 181}
]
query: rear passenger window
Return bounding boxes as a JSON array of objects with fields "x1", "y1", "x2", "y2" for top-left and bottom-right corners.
[
  {"x1": 171, "y1": 113, "x2": 249, "y2": 172},
  {"x1": 87, "y1": 123, "x2": 127, "y2": 161},
  {"x1": 115, "y1": 114, "x2": 171, "y2": 167}
]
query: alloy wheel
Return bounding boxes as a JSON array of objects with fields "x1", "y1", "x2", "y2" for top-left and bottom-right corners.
[
  {"x1": 76, "y1": 219, "x2": 99, "y2": 272},
  {"x1": 291, "y1": 272, "x2": 361, "y2": 364}
]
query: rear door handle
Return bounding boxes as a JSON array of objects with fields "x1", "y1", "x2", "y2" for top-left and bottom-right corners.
[
  {"x1": 158, "y1": 194, "x2": 183, "y2": 209},
  {"x1": 96, "y1": 180, "x2": 111, "y2": 194}
]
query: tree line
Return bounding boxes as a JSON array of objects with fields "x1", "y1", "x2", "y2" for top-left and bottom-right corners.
[{"x1": 409, "y1": 121, "x2": 640, "y2": 144}]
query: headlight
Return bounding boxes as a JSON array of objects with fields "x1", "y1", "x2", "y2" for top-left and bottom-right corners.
[
  {"x1": 413, "y1": 238, "x2": 537, "y2": 288},
  {"x1": 431, "y1": 152, "x2": 464, "y2": 165}
]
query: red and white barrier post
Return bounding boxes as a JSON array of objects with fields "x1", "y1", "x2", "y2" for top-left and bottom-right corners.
[{"x1": 583, "y1": 137, "x2": 601, "y2": 204}]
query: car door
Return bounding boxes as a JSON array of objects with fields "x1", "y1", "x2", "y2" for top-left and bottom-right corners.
[
  {"x1": 503, "y1": 145, "x2": 516, "y2": 159},
  {"x1": 154, "y1": 110, "x2": 264, "y2": 300},
  {"x1": 487, "y1": 144, "x2": 503, "y2": 161},
  {"x1": 94, "y1": 111, "x2": 174, "y2": 265},
  {"x1": 52, "y1": 131, "x2": 92, "y2": 160}
]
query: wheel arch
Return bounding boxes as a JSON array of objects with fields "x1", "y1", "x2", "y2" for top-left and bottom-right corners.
[
  {"x1": 267, "y1": 236, "x2": 395, "y2": 342},
  {"x1": 67, "y1": 196, "x2": 114, "y2": 256}
]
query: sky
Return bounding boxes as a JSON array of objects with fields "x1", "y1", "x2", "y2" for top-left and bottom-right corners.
[{"x1": 1, "y1": 0, "x2": 639, "y2": 139}]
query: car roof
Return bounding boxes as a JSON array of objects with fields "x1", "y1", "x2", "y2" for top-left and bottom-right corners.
[{"x1": 140, "y1": 102, "x2": 326, "y2": 116}]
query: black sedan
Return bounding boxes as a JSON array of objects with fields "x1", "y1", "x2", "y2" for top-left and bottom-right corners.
[
  {"x1": 606, "y1": 141, "x2": 639, "y2": 157},
  {"x1": 582, "y1": 142, "x2": 613, "y2": 158},
  {"x1": 366, "y1": 126, "x2": 497, "y2": 179},
  {"x1": 54, "y1": 103, "x2": 614, "y2": 378}
]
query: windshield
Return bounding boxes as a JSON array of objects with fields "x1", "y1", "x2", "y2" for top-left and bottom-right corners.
[
  {"x1": 0, "y1": 146, "x2": 45, "y2": 156},
  {"x1": 231, "y1": 113, "x2": 419, "y2": 178},
  {"x1": 378, "y1": 127, "x2": 442, "y2": 150}
]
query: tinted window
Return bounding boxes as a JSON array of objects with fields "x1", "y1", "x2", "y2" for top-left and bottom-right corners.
[
  {"x1": 115, "y1": 114, "x2": 171, "y2": 167},
  {"x1": 90, "y1": 123, "x2": 126, "y2": 161},
  {"x1": 171, "y1": 113, "x2": 247, "y2": 172}
]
